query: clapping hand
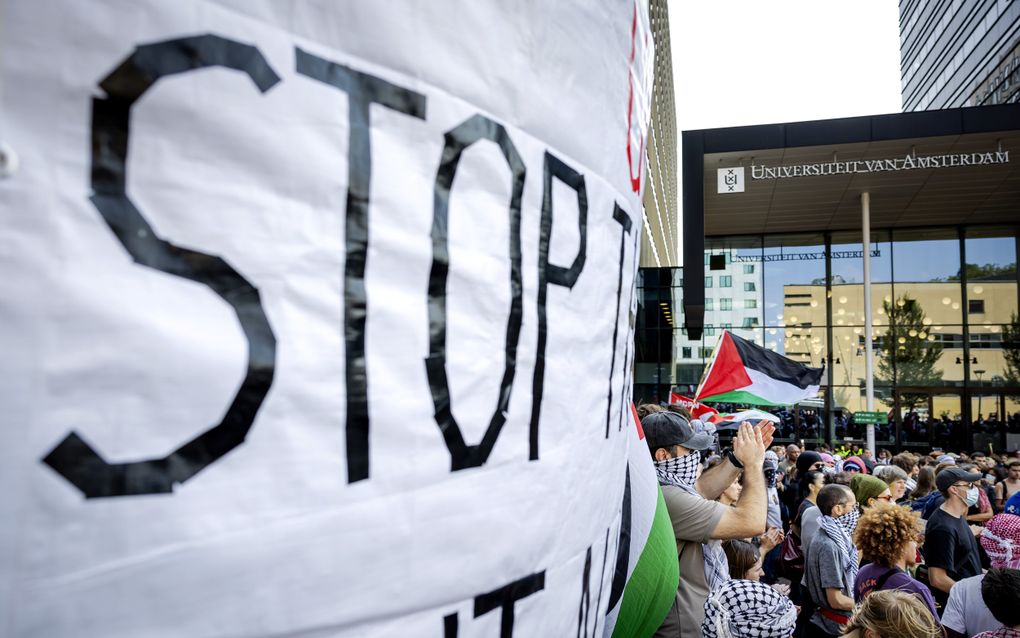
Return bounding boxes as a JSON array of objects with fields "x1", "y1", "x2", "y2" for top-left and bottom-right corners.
[
  {"x1": 759, "y1": 527, "x2": 785, "y2": 553},
  {"x1": 732, "y1": 421, "x2": 767, "y2": 469},
  {"x1": 756, "y1": 419, "x2": 776, "y2": 448}
]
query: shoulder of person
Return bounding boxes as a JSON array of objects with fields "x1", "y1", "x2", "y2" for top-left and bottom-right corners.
[
  {"x1": 955, "y1": 574, "x2": 984, "y2": 590},
  {"x1": 812, "y1": 531, "x2": 841, "y2": 553},
  {"x1": 661, "y1": 485, "x2": 719, "y2": 511}
]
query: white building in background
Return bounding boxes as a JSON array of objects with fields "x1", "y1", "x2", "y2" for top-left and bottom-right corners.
[{"x1": 673, "y1": 247, "x2": 763, "y2": 390}]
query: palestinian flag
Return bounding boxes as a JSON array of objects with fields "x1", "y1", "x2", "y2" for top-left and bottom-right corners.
[
  {"x1": 695, "y1": 331, "x2": 823, "y2": 406},
  {"x1": 602, "y1": 404, "x2": 679, "y2": 637}
]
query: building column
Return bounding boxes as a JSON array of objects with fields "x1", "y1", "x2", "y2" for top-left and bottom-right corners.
[{"x1": 824, "y1": 233, "x2": 835, "y2": 447}]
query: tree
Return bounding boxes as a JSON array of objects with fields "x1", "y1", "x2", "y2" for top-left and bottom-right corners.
[
  {"x1": 948, "y1": 262, "x2": 1016, "y2": 281},
  {"x1": 875, "y1": 295, "x2": 943, "y2": 410},
  {"x1": 1004, "y1": 312, "x2": 1020, "y2": 387}
]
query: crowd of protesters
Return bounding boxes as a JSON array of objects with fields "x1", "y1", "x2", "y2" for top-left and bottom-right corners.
[{"x1": 637, "y1": 402, "x2": 1020, "y2": 638}]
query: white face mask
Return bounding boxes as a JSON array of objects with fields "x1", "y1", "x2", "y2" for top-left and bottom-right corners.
[{"x1": 961, "y1": 486, "x2": 980, "y2": 507}]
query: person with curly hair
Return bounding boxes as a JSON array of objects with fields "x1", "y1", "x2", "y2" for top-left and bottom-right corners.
[
  {"x1": 851, "y1": 503, "x2": 938, "y2": 621},
  {"x1": 843, "y1": 590, "x2": 941, "y2": 638}
]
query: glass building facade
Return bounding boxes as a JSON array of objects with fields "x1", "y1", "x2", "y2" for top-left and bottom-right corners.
[
  {"x1": 900, "y1": 0, "x2": 1020, "y2": 110},
  {"x1": 636, "y1": 226, "x2": 1020, "y2": 451}
]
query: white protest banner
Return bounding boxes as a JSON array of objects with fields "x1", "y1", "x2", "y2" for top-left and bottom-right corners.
[{"x1": 0, "y1": 1, "x2": 677, "y2": 635}]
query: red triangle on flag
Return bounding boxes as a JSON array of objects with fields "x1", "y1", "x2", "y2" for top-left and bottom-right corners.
[
  {"x1": 697, "y1": 332, "x2": 751, "y2": 400},
  {"x1": 631, "y1": 403, "x2": 645, "y2": 439}
]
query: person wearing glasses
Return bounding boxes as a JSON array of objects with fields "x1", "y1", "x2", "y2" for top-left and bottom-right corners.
[
  {"x1": 851, "y1": 475, "x2": 894, "y2": 511},
  {"x1": 873, "y1": 464, "x2": 911, "y2": 503},
  {"x1": 922, "y1": 466, "x2": 985, "y2": 610}
]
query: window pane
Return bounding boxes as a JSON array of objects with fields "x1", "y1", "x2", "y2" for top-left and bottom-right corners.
[
  {"x1": 706, "y1": 237, "x2": 764, "y2": 342},
  {"x1": 705, "y1": 276, "x2": 713, "y2": 288},
  {"x1": 971, "y1": 322, "x2": 1017, "y2": 387},
  {"x1": 892, "y1": 228, "x2": 963, "y2": 324},
  {"x1": 884, "y1": 325, "x2": 963, "y2": 388},
  {"x1": 830, "y1": 230, "x2": 893, "y2": 327},
  {"x1": 745, "y1": 299, "x2": 757, "y2": 309},
  {"x1": 763, "y1": 235, "x2": 826, "y2": 361},
  {"x1": 781, "y1": 322, "x2": 825, "y2": 368},
  {"x1": 964, "y1": 229, "x2": 1017, "y2": 386},
  {"x1": 830, "y1": 326, "x2": 865, "y2": 388}
]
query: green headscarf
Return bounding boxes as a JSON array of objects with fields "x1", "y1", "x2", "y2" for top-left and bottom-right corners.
[{"x1": 851, "y1": 474, "x2": 889, "y2": 508}]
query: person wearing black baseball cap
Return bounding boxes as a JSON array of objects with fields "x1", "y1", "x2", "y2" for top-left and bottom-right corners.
[
  {"x1": 643, "y1": 410, "x2": 775, "y2": 637},
  {"x1": 922, "y1": 466, "x2": 985, "y2": 608}
]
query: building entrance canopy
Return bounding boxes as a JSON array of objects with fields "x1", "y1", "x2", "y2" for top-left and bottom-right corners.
[
  {"x1": 676, "y1": 104, "x2": 1020, "y2": 452},
  {"x1": 682, "y1": 103, "x2": 1020, "y2": 338}
]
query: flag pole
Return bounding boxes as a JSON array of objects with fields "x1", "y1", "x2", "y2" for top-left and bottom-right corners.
[
  {"x1": 694, "y1": 330, "x2": 726, "y2": 401},
  {"x1": 862, "y1": 192, "x2": 876, "y2": 458}
]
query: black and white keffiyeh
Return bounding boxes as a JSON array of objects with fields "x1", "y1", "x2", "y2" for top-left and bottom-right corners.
[
  {"x1": 838, "y1": 506, "x2": 861, "y2": 536},
  {"x1": 818, "y1": 513, "x2": 859, "y2": 594},
  {"x1": 702, "y1": 579, "x2": 797, "y2": 638},
  {"x1": 655, "y1": 453, "x2": 730, "y2": 592},
  {"x1": 763, "y1": 451, "x2": 779, "y2": 489},
  {"x1": 655, "y1": 453, "x2": 701, "y2": 491}
]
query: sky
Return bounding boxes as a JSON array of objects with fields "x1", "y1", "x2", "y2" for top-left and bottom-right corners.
[
  {"x1": 666, "y1": 1, "x2": 904, "y2": 265},
  {"x1": 668, "y1": 0, "x2": 903, "y2": 131}
]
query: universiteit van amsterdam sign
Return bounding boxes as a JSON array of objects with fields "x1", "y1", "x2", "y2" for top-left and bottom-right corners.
[
  {"x1": 717, "y1": 150, "x2": 1010, "y2": 193},
  {"x1": 752, "y1": 150, "x2": 1010, "y2": 179}
]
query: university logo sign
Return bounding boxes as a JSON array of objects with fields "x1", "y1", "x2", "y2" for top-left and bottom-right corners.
[{"x1": 717, "y1": 166, "x2": 745, "y2": 193}]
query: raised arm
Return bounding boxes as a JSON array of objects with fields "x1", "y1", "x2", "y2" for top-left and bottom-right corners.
[
  {"x1": 709, "y1": 423, "x2": 768, "y2": 539},
  {"x1": 696, "y1": 421, "x2": 774, "y2": 499}
]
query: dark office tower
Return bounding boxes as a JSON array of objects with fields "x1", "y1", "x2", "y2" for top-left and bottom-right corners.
[{"x1": 900, "y1": 0, "x2": 1020, "y2": 111}]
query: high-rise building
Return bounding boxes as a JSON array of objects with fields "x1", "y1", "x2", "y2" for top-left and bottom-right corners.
[
  {"x1": 642, "y1": 0, "x2": 679, "y2": 267},
  {"x1": 900, "y1": 0, "x2": 1020, "y2": 111}
]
